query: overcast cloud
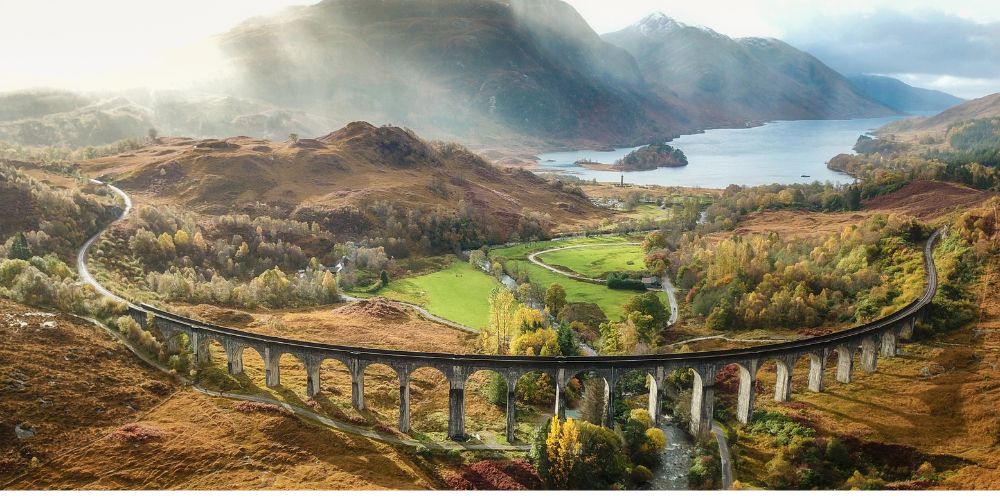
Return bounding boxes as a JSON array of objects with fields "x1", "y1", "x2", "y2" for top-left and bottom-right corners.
[
  {"x1": 0, "y1": 1, "x2": 997, "y2": 98},
  {"x1": 783, "y1": 10, "x2": 1000, "y2": 98}
]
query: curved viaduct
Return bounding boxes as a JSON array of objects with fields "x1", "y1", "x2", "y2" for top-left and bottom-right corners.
[{"x1": 126, "y1": 230, "x2": 941, "y2": 444}]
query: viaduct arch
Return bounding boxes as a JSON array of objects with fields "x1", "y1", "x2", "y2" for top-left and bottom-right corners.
[{"x1": 128, "y1": 229, "x2": 941, "y2": 442}]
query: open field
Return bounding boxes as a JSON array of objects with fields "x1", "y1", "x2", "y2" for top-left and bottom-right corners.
[
  {"x1": 490, "y1": 236, "x2": 665, "y2": 321},
  {"x1": 0, "y1": 299, "x2": 439, "y2": 489},
  {"x1": 537, "y1": 244, "x2": 645, "y2": 279},
  {"x1": 368, "y1": 260, "x2": 501, "y2": 331}
]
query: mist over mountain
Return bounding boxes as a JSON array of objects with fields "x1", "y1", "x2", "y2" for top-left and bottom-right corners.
[
  {"x1": 847, "y1": 74, "x2": 964, "y2": 115},
  {"x1": 214, "y1": 0, "x2": 689, "y2": 148},
  {"x1": 602, "y1": 13, "x2": 895, "y2": 126}
]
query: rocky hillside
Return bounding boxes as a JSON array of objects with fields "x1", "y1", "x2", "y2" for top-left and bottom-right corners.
[
  {"x1": 80, "y1": 121, "x2": 606, "y2": 242},
  {"x1": 603, "y1": 13, "x2": 895, "y2": 126},
  {"x1": 215, "y1": 0, "x2": 688, "y2": 148}
]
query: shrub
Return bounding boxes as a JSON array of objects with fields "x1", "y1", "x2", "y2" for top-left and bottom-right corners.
[
  {"x1": 631, "y1": 465, "x2": 653, "y2": 484},
  {"x1": 111, "y1": 423, "x2": 164, "y2": 443}
]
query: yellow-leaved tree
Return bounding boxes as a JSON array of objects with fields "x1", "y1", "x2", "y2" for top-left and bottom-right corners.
[
  {"x1": 480, "y1": 287, "x2": 518, "y2": 354},
  {"x1": 546, "y1": 417, "x2": 581, "y2": 489}
]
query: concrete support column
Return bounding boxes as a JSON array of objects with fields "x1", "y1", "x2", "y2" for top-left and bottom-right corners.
[
  {"x1": 900, "y1": 316, "x2": 915, "y2": 340},
  {"x1": 225, "y1": 343, "x2": 244, "y2": 375},
  {"x1": 881, "y1": 330, "x2": 898, "y2": 357},
  {"x1": 647, "y1": 375, "x2": 662, "y2": 425},
  {"x1": 264, "y1": 347, "x2": 280, "y2": 387},
  {"x1": 448, "y1": 380, "x2": 466, "y2": 441},
  {"x1": 398, "y1": 370, "x2": 410, "y2": 434},
  {"x1": 774, "y1": 360, "x2": 793, "y2": 402},
  {"x1": 554, "y1": 384, "x2": 566, "y2": 420},
  {"x1": 861, "y1": 339, "x2": 878, "y2": 373},
  {"x1": 836, "y1": 347, "x2": 853, "y2": 384},
  {"x1": 603, "y1": 376, "x2": 616, "y2": 428},
  {"x1": 808, "y1": 352, "x2": 826, "y2": 393},
  {"x1": 690, "y1": 368, "x2": 715, "y2": 439},
  {"x1": 190, "y1": 331, "x2": 210, "y2": 366},
  {"x1": 350, "y1": 361, "x2": 365, "y2": 410},
  {"x1": 736, "y1": 365, "x2": 757, "y2": 425},
  {"x1": 506, "y1": 389, "x2": 517, "y2": 443},
  {"x1": 305, "y1": 359, "x2": 321, "y2": 398}
]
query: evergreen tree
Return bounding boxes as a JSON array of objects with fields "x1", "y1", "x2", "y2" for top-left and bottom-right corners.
[
  {"x1": 578, "y1": 378, "x2": 606, "y2": 425},
  {"x1": 380, "y1": 269, "x2": 390, "y2": 286},
  {"x1": 8, "y1": 232, "x2": 31, "y2": 260},
  {"x1": 557, "y1": 321, "x2": 578, "y2": 356}
]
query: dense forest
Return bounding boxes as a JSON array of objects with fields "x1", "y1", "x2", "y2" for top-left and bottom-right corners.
[{"x1": 652, "y1": 214, "x2": 926, "y2": 330}]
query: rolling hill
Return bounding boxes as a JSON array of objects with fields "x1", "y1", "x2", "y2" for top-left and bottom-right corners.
[
  {"x1": 79, "y1": 121, "x2": 606, "y2": 242},
  {"x1": 602, "y1": 13, "x2": 895, "y2": 126},
  {"x1": 878, "y1": 92, "x2": 1000, "y2": 138}
]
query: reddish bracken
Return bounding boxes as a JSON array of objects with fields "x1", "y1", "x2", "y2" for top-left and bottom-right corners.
[
  {"x1": 445, "y1": 459, "x2": 541, "y2": 490},
  {"x1": 110, "y1": 423, "x2": 164, "y2": 443},
  {"x1": 233, "y1": 401, "x2": 292, "y2": 416}
]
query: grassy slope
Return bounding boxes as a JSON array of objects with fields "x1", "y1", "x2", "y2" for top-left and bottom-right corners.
[
  {"x1": 373, "y1": 260, "x2": 501, "y2": 330},
  {"x1": 537, "y1": 244, "x2": 645, "y2": 278},
  {"x1": 0, "y1": 299, "x2": 436, "y2": 489},
  {"x1": 491, "y1": 236, "x2": 663, "y2": 321}
]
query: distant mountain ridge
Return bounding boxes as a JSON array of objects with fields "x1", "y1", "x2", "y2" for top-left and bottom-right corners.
[
  {"x1": 602, "y1": 13, "x2": 896, "y2": 125},
  {"x1": 215, "y1": 0, "x2": 689, "y2": 148},
  {"x1": 847, "y1": 74, "x2": 964, "y2": 115}
]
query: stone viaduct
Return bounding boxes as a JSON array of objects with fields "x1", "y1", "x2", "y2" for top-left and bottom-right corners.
[{"x1": 128, "y1": 229, "x2": 941, "y2": 443}]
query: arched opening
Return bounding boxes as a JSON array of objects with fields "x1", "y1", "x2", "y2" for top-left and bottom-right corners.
[
  {"x1": 754, "y1": 358, "x2": 792, "y2": 402},
  {"x1": 360, "y1": 363, "x2": 401, "y2": 432},
  {"x1": 463, "y1": 369, "x2": 508, "y2": 442},
  {"x1": 568, "y1": 370, "x2": 610, "y2": 426},
  {"x1": 512, "y1": 370, "x2": 557, "y2": 443},
  {"x1": 660, "y1": 367, "x2": 695, "y2": 428},
  {"x1": 238, "y1": 346, "x2": 267, "y2": 389},
  {"x1": 789, "y1": 353, "x2": 816, "y2": 394},
  {"x1": 713, "y1": 362, "x2": 759, "y2": 423},
  {"x1": 612, "y1": 369, "x2": 655, "y2": 424},
  {"x1": 408, "y1": 366, "x2": 450, "y2": 440},
  {"x1": 313, "y1": 357, "x2": 354, "y2": 422},
  {"x1": 270, "y1": 352, "x2": 309, "y2": 405},
  {"x1": 191, "y1": 338, "x2": 236, "y2": 391}
]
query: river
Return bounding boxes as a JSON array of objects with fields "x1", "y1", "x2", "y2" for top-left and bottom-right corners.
[{"x1": 534, "y1": 117, "x2": 902, "y2": 188}]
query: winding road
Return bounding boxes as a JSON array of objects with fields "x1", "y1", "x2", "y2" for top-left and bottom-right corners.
[{"x1": 527, "y1": 243, "x2": 680, "y2": 327}]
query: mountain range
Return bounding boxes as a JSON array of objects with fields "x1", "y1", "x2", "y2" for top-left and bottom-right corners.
[
  {"x1": 602, "y1": 13, "x2": 896, "y2": 126},
  {"x1": 0, "y1": 1, "x2": 967, "y2": 152}
]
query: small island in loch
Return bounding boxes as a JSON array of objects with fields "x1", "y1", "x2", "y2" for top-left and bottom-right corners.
[{"x1": 574, "y1": 143, "x2": 689, "y2": 171}]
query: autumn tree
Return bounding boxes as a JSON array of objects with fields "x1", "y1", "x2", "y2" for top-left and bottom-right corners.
[
  {"x1": 545, "y1": 283, "x2": 567, "y2": 315},
  {"x1": 481, "y1": 287, "x2": 518, "y2": 354},
  {"x1": 545, "y1": 417, "x2": 581, "y2": 489}
]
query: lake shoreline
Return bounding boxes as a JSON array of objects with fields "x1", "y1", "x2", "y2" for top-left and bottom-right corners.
[{"x1": 531, "y1": 117, "x2": 900, "y2": 188}]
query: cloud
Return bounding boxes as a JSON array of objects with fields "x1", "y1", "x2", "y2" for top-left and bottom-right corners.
[{"x1": 784, "y1": 10, "x2": 1000, "y2": 97}]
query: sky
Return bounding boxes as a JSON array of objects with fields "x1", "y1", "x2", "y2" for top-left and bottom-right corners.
[{"x1": 1, "y1": 0, "x2": 998, "y2": 98}]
